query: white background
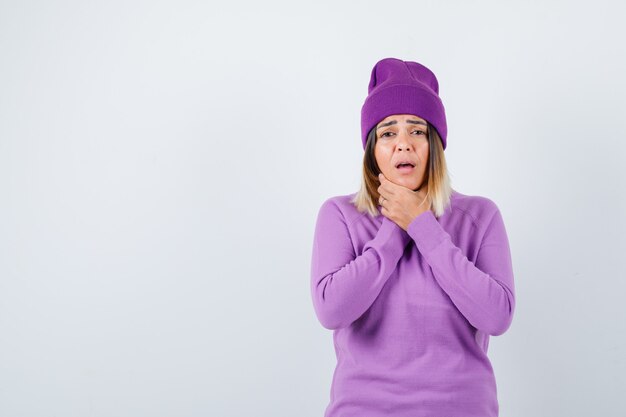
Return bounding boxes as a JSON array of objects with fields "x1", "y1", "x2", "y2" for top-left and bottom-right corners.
[{"x1": 1, "y1": 1, "x2": 625, "y2": 416}]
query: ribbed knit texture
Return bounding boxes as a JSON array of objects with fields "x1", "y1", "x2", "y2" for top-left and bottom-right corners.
[
  {"x1": 310, "y1": 190, "x2": 515, "y2": 417},
  {"x1": 361, "y1": 57, "x2": 448, "y2": 150}
]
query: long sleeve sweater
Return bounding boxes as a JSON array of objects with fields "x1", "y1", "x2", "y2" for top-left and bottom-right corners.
[{"x1": 310, "y1": 189, "x2": 516, "y2": 417}]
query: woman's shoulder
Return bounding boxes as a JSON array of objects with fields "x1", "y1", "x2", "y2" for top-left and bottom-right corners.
[
  {"x1": 319, "y1": 192, "x2": 359, "y2": 208},
  {"x1": 315, "y1": 192, "x2": 368, "y2": 224},
  {"x1": 449, "y1": 189, "x2": 502, "y2": 228}
]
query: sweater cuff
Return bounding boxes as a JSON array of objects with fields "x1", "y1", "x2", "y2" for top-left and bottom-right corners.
[
  {"x1": 406, "y1": 210, "x2": 449, "y2": 253},
  {"x1": 364, "y1": 214, "x2": 412, "y2": 258}
]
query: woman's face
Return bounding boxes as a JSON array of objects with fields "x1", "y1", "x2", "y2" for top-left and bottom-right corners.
[{"x1": 374, "y1": 114, "x2": 430, "y2": 191}]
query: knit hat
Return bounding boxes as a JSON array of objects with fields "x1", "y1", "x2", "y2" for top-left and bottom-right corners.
[{"x1": 360, "y1": 57, "x2": 447, "y2": 150}]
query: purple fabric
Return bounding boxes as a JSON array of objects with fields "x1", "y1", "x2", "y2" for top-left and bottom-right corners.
[
  {"x1": 361, "y1": 57, "x2": 448, "y2": 150},
  {"x1": 310, "y1": 190, "x2": 516, "y2": 417}
]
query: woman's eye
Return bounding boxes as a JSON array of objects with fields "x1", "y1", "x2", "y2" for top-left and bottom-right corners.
[{"x1": 380, "y1": 130, "x2": 425, "y2": 138}]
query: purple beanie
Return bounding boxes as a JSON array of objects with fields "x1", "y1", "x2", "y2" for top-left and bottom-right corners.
[{"x1": 360, "y1": 57, "x2": 447, "y2": 150}]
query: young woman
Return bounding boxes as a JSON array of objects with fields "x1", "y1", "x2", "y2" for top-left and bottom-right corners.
[{"x1": 310, "y1": 57, "x2": 516, "y2": 417}]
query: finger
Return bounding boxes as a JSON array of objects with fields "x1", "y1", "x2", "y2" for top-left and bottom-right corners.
[
  {"x1": 379, "y1": 180, "x2": 397, "y2": 196},
  {"x1": 377, "y1": 181, "x2": 387, "y2": 198},
  {"x1": 378, "y1": 188, "x2": 388, "y2": 201},
  {"x1": 379, "y1": 173, "x2": 395, "y2": 190}
]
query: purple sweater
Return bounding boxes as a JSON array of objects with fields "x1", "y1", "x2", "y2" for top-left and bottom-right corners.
[{"x1": 310, "y1": 190, "x2": 515, "y2": 417}]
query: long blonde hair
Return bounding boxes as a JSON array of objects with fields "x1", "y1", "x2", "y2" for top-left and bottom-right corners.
[{"x1": 350, "y1": 122, "x2": 453, "y2": 218}]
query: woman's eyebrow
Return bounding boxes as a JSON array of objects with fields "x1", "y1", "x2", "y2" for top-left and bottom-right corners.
[{"x1": 377, "y1": 119, "x2": 427, "y2": 129}]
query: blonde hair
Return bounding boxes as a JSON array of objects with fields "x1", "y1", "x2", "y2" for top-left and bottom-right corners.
[{"x1": 350, "y1": 121, "x2": 453, "y2": 218}]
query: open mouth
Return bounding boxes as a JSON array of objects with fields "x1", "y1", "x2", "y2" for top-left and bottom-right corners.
[{"x1": 395, "y1": 161, "x2": 416, "y2": 172}]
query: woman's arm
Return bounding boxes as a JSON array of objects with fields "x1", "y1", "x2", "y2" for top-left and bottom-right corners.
[
  {"x1": 407, "y1": 206, "x2": 516, "y2": 336},
  {"x1": 311, "y1": 199, "x2": 411, "y2": 330}
]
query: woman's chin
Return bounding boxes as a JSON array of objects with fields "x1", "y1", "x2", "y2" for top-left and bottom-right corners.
[{"x1": 393, "y1": 176, "x2": 420, "y2": 190}]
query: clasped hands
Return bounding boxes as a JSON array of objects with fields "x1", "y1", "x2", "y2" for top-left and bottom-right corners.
[{"x1": 378, "y1": 173, "x2": 432, "y2": 231}]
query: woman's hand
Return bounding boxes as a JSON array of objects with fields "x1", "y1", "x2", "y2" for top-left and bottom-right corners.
[{"x1": 377, "y1": 173, "x2": 432, "y2": 231}]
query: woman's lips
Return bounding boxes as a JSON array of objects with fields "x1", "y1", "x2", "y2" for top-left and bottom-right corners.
[{"x1": 397, "y1": 165, "x2": 415, "y2": 173}]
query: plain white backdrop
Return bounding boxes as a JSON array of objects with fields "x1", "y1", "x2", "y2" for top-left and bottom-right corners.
[{"x1": 1, "y1": 1, "x2": 625, "y2": 416}]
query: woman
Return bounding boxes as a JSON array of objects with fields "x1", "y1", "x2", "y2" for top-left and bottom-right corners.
[{"x1": 310, "y1": 57, "x2": 516, "y2": 417}]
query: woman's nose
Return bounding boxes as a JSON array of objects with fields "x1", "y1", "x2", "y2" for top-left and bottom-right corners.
[{"x1": 396, "y1": 132, "x2": 412, "y2": 149}]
